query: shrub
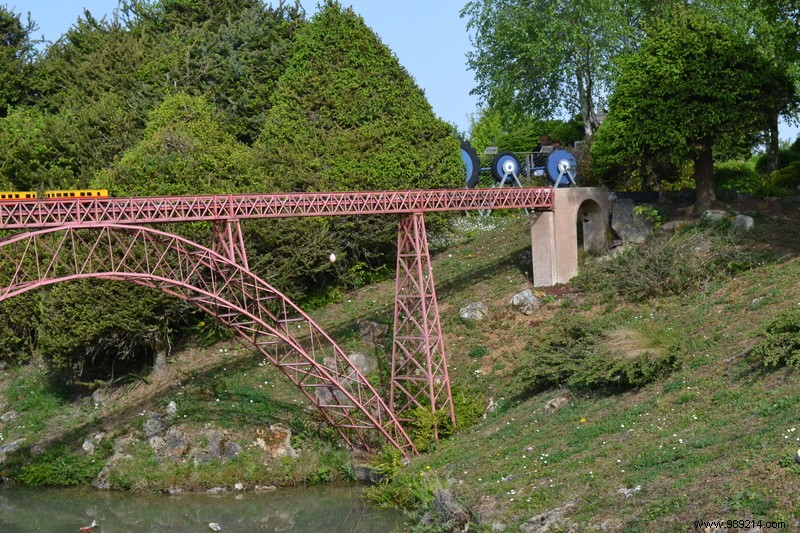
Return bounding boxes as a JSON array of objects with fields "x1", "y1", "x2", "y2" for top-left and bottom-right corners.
[
  {"x1": 749, "y1": 310, "x2": 800, "y2": 370},
  {"x1": 510, "y1": 316, "x2": 680, "y2": 398}
]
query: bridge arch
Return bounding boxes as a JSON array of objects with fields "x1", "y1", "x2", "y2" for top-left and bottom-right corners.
[{"x1": 0, "y1": 223, "x2": 416, "y2": 457}]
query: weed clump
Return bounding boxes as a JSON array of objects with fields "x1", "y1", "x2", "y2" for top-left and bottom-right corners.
[{"x1": 575, "y1": 225, "x2": 752, "y2": 301}]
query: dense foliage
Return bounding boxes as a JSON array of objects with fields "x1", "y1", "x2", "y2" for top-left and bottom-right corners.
[{"x1": 591, "y1": 6, "x2": 797, "y2": 207}]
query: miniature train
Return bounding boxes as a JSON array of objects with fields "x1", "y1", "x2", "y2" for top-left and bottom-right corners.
[{"x1": 0, "y1": 189, "x2": 109, "y2": 201}]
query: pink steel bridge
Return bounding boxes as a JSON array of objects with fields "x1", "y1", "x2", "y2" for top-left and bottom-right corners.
[{"x1": 0, "y1": 187, "x2": 553, "y2": 457}]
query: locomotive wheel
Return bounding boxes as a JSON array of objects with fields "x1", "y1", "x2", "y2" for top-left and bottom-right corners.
[
  {"x1": 545, "y1": 149, "x2": 578, "y2": 186},
  {"x1": 460, "y1": 140, "x2": 480, "y2": 188},
  {"x1": 490, "y1": 151, "x2": 520, "y2": 183}
]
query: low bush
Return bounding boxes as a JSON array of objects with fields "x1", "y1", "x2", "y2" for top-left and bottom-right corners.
[
  {"x1": 510, "y1": 316, "x2": 680, "y2": 399},
  {"x1": 714, "y1": 160, "x2": 760, "y2": 194},
  {"x1": 17, "y1": 445, "x2": 105, "y2": 486},
  {"x1": 748, "y1": 310, "x2": 800, "y2": 371}
]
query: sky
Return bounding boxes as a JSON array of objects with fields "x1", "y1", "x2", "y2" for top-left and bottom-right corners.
[{"x1": 18, "y1": 0, "x2": 800, "y2": 142}]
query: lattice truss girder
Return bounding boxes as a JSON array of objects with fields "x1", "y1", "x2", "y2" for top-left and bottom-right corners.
[
  {"x1": 390, "y1": 214, "x2": 455, "y2": 425},
  {"x1": 0, "y1": 224, "x2": 416, "y2": 457},
  {"x1": 0, "y1": 188, "x2": 554, "y2": 230}
]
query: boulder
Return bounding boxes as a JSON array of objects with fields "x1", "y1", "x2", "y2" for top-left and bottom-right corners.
[
  {"x1": 252, "y1": 424, "x2": 298, "y2": 459},
  {"x1": 166, "y1": 401, "x2": 178, "y2": 417},
  {"x1": 611, "y1": 199, "x2": 651, "y2": 244},
  {"x1": 731, "y1": 214, "x2": 754, "y2": 232},
  {"x1": 460, "y1": 302, "x2": 488, "y2": 321},
  {"x1": 0, "y1": 410, "x2": 17, "y2": 423},
  {"x1": 509, "y1": 290, "x2": 540, "y2": 315},
  {"x1": 347, "y1": 352, "x2": 377, "y2": 377},
  {"x1": 358, "y1": 320, "x2": 389, "y2": 344},
  {"x1": 143, "y1": 413, "x2": 165, "y2": 439},
  {"x1": 545, "y1": 397, "x2": 570, "y2": 413},
  {"x1": 0, "y1": 438, "x2": 25, "y2": 464}
]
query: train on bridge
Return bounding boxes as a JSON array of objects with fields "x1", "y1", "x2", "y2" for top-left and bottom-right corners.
[{"x1": 0, "y1": 189, "x2": 109, "y2": 202}]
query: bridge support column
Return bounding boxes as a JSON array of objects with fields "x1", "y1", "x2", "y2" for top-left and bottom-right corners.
[
  {"x1": 391, "y1": 213, "x2": 455, "y2": 431},
  {"x1": 531, "y1": 187, "x2": 610, "y2": 286}
]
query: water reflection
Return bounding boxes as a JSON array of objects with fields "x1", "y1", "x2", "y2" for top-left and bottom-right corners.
[{"x1": 0, "y1": 484, "x2": 403, "y2": 532}]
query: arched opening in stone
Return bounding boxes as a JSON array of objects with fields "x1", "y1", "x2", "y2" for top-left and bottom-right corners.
[{"x1": 576, "y1": 199, "x2": 607, "y2": 253}]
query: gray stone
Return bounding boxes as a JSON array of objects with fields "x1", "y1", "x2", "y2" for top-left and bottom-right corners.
[
  {"x1": 545, "y1": 397, "x2": 570, "y2": 412},
  {"x1": 91, "y1": 388, "x2": 107, "y2": 407},
  {"x1": 509, "y1": 289, "x2": 540, "y2": 316},
  {"x1": 166, "y1": 401, "x2": 178, "y2": 417},
  {"x1": 519, "y1": 501, "x2": 576, "y2": 533},
  {"x1": 459, "y1": 302, "x2": 488, "y2": 321},
  {"x1": 611, "y1": 199, "x2": 652, "y2": 244},
  {"x1": 82, "y1": 439, "x2": 95, "y2": 455},
  {"x1": 426, "y1": 489, "x2": 470, "y2": 530},
  {"x1": 702, "y1": 209, "x2": 730, "y2": 222},
  {"x1": 143, "y1": 413, "x2": 165, "y2": 438},
  {"x1": 354, "y1": 465, "x2": 384, "y2": 483},
  {"x1": 251, "y1": 424, "x2": 298, "y2": 460},
  {"x1": 347, "y1": 353, "x2": 377, "y2": 377},
  {"x1": 0, "y1": 438, "x2": 25, "y2": 464},
  {"x1": 358, "y1": 320, "x2": 389, "y2": 344},
  {"x1": 0, "y1": 411, "x2": 17, "y2": 423},
  {"x1": 731, "y1": 214, "x2": 754, "y2": 232},
  {"x1": 92, "y1": 451, "x2": 131, "y2": 490},
  {"x1": 617, "y1": 484, "x2": 642, "y2": 498}
]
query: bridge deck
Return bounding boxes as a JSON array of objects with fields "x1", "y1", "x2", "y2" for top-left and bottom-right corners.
[{"x1": 0, "y1": 187, "x2": 553, "y2": 229}]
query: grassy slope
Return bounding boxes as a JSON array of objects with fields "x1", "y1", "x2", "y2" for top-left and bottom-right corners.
[
  {"x1": 343, "y1": 209, "x2": 800, "y2": 532},
  {"x1": 2, "y1": 202, "x2": 799, "y2": 530}
]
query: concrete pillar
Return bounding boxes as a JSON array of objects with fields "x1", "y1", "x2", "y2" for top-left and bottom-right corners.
[{"x1": 530, "y1": 187, "x2": 609, "y2": 287}]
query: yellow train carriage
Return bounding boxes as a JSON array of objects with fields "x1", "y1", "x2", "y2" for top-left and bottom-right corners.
[
  {"x1": 0, "y1": 191, "x2": 37, "y2": 201},
  {"x1": 43, "y1": 189, "x2": 109, "y2": 199}
]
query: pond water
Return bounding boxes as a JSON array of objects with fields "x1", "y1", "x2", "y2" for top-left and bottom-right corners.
[{"x1": 0, "y1": 484, "x2": 404, "y2": 532}]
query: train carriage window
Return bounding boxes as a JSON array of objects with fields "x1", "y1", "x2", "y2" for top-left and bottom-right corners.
[
  {"x1": 80, "y1": 192, "x2": 86, "y2": 196},
  {"x1": 70, "y1": 192, "x2": 75, "y2": 197}
]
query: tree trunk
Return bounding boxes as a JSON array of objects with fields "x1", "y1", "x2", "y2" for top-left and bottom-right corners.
[
  {"x1": 693, "y1": 143, "x2": 716, "y2": 212},
  {"x1": 575, "y1": 55, "x2": 593, "y2": 137},
  {"x1": 766, "y1": 114, "x2": 780, "y2": 172}
]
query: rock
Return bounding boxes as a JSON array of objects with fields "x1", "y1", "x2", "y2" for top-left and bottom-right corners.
[
  {"x1": 519, "y1": 501, "x2": 576, "y2": 533},
  {"x1": 91, "y1": 388, "x2": 107, "y2": 408},
  {"x1": 492, "y1": 522, "x2": 507, "y2": 532},
  {"x1": 201, "y1": 430, "x2": 242, "y2": 462},
  {"x1": 166, "y1": 401, "x2": 178, "y2": 417},
  {"x1": 611, "y1": 199, "x2": 651, "y2": 244},
  {"x1": 0, "y1": 411, "x2": 17, "y2": 423},
  {"x1": 143, "y1": 413, "x2": 165, "y2": 439},
  {"x1": 354, "y1": 465, "x2": 384, "y2": 483},
  {"x1": 234, "y1": 482, "x2": 245, "y2": 491},
  {"x1": 252, "y1": 424, "x2": 298, "y2": 460},
  {"x1": 702, "y1": 209, "x2": 729, "y2": 222},
  {"x1": 731, "y1": 214, "x2": 754, "y2": 232},
  {"x1": 617, "y1": 485, "x2": 642, "y2": 498},
  {"x1": 426, "y1": 489, "x2": 471, "y2": 530},
  {"x1": 659, "y1": 219, "x2": 697, "y2": 233},
  {"x1": 149, "y1": 426, "x2": 189, "y2": 463},
  {"x1": 0, "y1": 438, "x2": 25, "y2": 464},
  {"x1": 460, "y1": 302, "x2": 488, "y2": 321},
  {"x1": 92, "y1": 451, "x2": 131, "y2": 490},
  {"x1": 347, "y1": 353, "x2": 377, "y2": 377},
  {"x1": 545, "y1": 397, "x2": 569, "y2": 413},
  {"x1": 207, "y1": 487, "x2": 226, "y2": 493},
  {"x1": 509, "y1": 290, "x2": 540, "y2": 316},
  {"x1": 358, "y1": 320, "x2": 388, "y2": 344},
  {"x1": 82, "y1": 439, "x2": 95, "y2": 455}
]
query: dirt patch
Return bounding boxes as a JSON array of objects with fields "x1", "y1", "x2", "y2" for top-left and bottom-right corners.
[{"x1": 602, "y1": 328, "x2": 663, "y2": 361}]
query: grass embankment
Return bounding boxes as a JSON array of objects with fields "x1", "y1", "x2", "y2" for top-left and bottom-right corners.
[
  {"x1": 359, "y1": 207, "x2": 800, "y2": 531},
  {"x1": 1, "y1": 200, "x2": 800, "y2": 532}
]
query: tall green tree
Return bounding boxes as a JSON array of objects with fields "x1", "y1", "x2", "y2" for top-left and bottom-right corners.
[
  {"x1": 0, "y1": 6, "x2": 37, "y2": 117},
  {"x1": 461, "y1": 0, "x2": 642, "y2": 136},
  {"x1": 592, "y1": 6, "x2": 797, "y2": 209},
  {"x1": 251, "y1": 1, "x2": 461, "y2": 300}
]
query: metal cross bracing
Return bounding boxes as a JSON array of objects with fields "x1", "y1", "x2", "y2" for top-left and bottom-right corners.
[
  {"x1": 0, "y1": 224, "x2": 417, "y2": 457},
  {"x1": 0, "y1": 186, "x2": 554, "y2": 457},
  {"x1": 0, "y1": 187, "x2": 553, "y2": 230},
  {"x1": 391, "y1": 214, "x2": 455, "y2": 432}
]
